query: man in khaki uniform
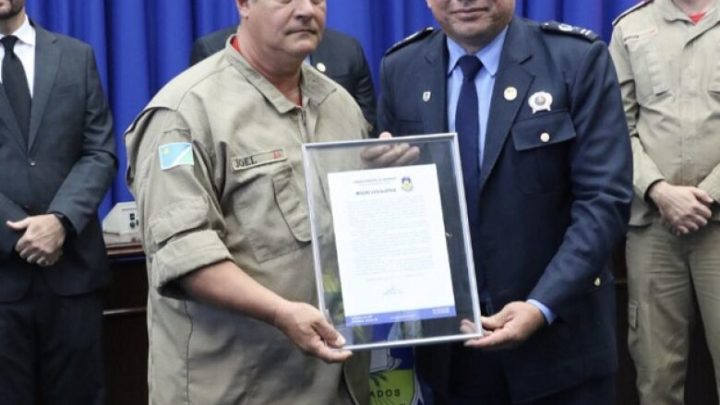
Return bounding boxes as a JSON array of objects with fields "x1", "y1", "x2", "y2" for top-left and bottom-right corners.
[
  {"x1": 609, "y1": 0, "x2": 720, "y2": 403},
  {"x1": 124, "y1": 0, "x2": 370, "y2": 403}
]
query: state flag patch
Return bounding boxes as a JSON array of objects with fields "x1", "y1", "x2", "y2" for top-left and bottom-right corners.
[{"x1": 159, "y1": 142, "x2": 194, "y2": 170}]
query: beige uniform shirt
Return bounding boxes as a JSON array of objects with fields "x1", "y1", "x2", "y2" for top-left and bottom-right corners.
[
  {"x1": 124, "y1": 44, "x2": 370, "y2": 405},
  {"x1": 609, "y1": 0, "x2": 720, "y2": 225}
]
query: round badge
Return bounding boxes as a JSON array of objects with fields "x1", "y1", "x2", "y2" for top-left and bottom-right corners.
[{"x1": 529, "y1": 91, "x2": 553, "y2": 114}]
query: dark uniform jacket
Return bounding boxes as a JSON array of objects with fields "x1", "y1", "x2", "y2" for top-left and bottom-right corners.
[{"x1": 378, "y1": 17, "x2": 633, "y2": 401}]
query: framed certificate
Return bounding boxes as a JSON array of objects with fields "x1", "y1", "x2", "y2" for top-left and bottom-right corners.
[{"x1": 302, "y1": 133, "x2": 482, "y2": 350}]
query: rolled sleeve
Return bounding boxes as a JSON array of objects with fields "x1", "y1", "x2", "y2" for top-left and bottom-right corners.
[
  {"x1": 126, "y1": 108, "x2": 230, "y2": 298},
  {"x1": 152, "y1": 229, "x2": 232, "y2": 293},
  {"x1": 145, "y1": 196, "x2": 231, "y2": 293}
]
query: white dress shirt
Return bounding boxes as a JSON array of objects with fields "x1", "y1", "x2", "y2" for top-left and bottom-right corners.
[{"x1": 0, "y1": 15, "x2": 36, "y2": 97}]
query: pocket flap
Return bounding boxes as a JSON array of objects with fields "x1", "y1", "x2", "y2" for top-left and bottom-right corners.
[
  {"x1": 710, "y1": 46, "x2": 720, "y2": 92},
  {"x1": 628, "y1": 299, "x2": 639, "y2": 329},
  {"x1": 511, "y1": 111, "x2": 576, "y2": 151},
  {"x1": 272, "y1": 167, "x2": 311, "y2": 243}
]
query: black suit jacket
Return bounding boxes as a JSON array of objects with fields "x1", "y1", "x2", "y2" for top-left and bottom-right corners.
[
  {"x1": 190, "y1": 26, "x2": 376, "y2": 129},
  {"x1": 0, "y1": 24, "x2": 117, "y2": 301},
  {"x1": 379, "y1": 18, "x2": 633, "y2": 401}
]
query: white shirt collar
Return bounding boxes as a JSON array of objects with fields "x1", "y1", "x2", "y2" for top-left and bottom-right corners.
[
  {"x1": 0, "y1": 14, "x2": 36, "y2": 47},
  {"x1": 446, "y1": 27, "x2": 508, "y2": 79}
]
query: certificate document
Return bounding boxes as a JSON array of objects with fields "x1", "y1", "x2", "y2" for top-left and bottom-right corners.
[{"x1": 327, "y1": 164, "x2": 456, "y2": 327}]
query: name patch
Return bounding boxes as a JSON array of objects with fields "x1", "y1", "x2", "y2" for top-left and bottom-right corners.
[{"x1": 232, "y1": 149, "x2": 287, "y2": 171}]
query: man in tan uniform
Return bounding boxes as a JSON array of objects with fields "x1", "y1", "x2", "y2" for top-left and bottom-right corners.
[
  {"x1": 610, "y1": 0, "x2": 720, "y2": 403},
  {"x1": 124, "y1": 0, "x2": 370, "y2": 403}
]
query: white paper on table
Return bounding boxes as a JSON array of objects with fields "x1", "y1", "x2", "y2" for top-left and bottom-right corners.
[{"x1": 327, "y1": 164, "x2": 456, "y2": 327}]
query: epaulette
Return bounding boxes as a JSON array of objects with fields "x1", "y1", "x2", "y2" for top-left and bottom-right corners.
[
  {"x1": 385, "y1": 27, "x2": 435, "y2": 56},
  {"x1": 541, "y1": 21, "x2": 599, "y2": 42},
  {"x1": 613, "y1": 0, "x2": 654, "y2": 26}
]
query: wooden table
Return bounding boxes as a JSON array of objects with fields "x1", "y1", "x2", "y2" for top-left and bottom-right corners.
[{"x1": 103, "y1": 233, "x2": 148, "y2": 405}]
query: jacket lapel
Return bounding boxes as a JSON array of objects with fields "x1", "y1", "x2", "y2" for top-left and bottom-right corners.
[
  {"x1": 421, "y1": 32, "x2": 448, "y2": 135},
  {"x1": 309, "y1": 38, "x2": 328, "y2": 69},
  {"x1": 28, "y1": 24, "x2": 60, "y2": 151},
  {"x1": 480, "y1": 19, "x2": 534, "y2": 191}
]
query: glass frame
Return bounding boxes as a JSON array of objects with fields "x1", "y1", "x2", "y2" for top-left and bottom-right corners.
[{"x1": 302, "y1": 133, "x2": 483, "y2": 350}]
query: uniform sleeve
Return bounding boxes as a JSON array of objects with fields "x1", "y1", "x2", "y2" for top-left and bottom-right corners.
[
  {"x1": 609, "y1": 24, "x2": 665, "y2": 199},
  {"x1": 349, "y1": 39, "x2": 377, "y2": 134},
  {"x1": 698, "y1": 166, "x2": 720, "y2": 202},
  {"x1": 528, "y1": 40, "x2": 633, "y2": 316},
  {"x1": 125, "y1": 108, "x2": 232, "y2": 296},
  {"x1": 377, "y1": 56, "x2": 396, "y2": 137}
]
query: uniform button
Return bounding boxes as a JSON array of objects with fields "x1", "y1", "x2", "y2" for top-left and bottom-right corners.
[
  {"x1": 28, "y1": 160, "x2": 36, "y2": 167},
  {"x1": 594, "y1": 277, "x2": 601, "y2": 287},
  {"x1": 540, "y1": 132, "x2": 551, "y2": 143}
]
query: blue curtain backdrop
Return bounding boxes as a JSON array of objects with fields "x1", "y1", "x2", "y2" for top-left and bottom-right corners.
[{"x1": 24, "y1": 0, "x2": 638, "y2": 214}]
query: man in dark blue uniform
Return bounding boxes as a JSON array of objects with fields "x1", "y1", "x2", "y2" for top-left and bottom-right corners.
[{"x1": 378, "y1": 0, "x2": 633, "y2": 403}]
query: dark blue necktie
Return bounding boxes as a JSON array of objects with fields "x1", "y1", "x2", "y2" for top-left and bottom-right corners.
[
  {"x1": 455, "y1": 55, "x2": 483, "y2": 229},
  {"x1": 2, "y1": 35, "x2": 31, "y2": 144},
  {"x1": 456, "y1": 55, "x2": 491, "y2": 301}
]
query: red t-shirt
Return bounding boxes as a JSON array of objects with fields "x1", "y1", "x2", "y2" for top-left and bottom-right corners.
[{"x1": 689, "y1": 11, "x2": 706, "y2": 24}]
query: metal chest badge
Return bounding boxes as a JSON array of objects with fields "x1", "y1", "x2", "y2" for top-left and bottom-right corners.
[
  {"x1": 528, "y1": 91, "x2": 553, "y2": 114},
  {"x1": 504, "y1": 86, "x2": 517, "y2": 101}
]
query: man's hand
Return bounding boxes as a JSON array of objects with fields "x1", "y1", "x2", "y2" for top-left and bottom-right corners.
[
  {"x1": 461, "y1": 301, "x2": 545, "y2": 350},
  {"x1": 6, "y1": 214, "x2": 66, "y2": 267},
  {"x1": 648, "y1": 181, "x2": 713, "y2": 235},
  {"x1": 273, "y1": 301, "x2": 352, "y2": 363},
  {"x1": 360, "y1": 132, "x2": 420, "y2": 168}
]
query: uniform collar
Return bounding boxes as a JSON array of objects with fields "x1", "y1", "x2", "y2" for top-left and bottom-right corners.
[
  {"x1": 223, "y1": 44, "x2": 335, "y2": 114},
  {"x1": 299, "y1": 63, "x2": 336, "y2": 107},
  {"x1": 0, "y1": 14, "x2": 36, "y2": 46},
  {"x1": 446, "y1": 26, "x2": 508, "y2": 79},
  {"x1": 699, "y1": 4, "x2": 720, "y2": 26},
  {"x1": 660, "y1": 0, "x2": 719, "y2": 22}
]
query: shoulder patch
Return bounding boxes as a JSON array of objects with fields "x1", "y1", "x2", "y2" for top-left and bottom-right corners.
[
  {"x1": 159, "y1": 142, "x2": 194, "y2": 170},
  {"x1": 541, "y1": 21, "x2": 599, "y2": 42},
  {"x1": 385, "y1": 27, "x2": 435, "y2": 56},
  {"x1": 613, "y1": 0, "x2": 654, "y2": 26}
]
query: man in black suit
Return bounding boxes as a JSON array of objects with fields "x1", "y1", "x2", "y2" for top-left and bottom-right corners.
[
  {"x1": 378, "y1": 0, "x2": 633, "y2": 403},
  {"x1": 0, "y1": 0, "x2": 116, "y2": 403},
  {"x1": 191, "y1": 25, "x2": 376, "y2": 129}
]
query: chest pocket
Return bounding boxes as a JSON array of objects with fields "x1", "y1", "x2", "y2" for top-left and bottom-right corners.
[
  {"x1": 709, "y1": 41, "x2": 720, "y2": 96},
  {"x1": 511, "y1": 110, "x2": 575, "y2": 194},
  {"x1": 236, "y1": 164, "x2": 311, "y2": 263},
  {"x1": 624, "y1": 30, "x2": 671, "y2": 102}
]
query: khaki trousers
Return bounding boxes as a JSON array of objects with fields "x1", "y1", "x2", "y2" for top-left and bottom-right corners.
[{"x1": 626, "y1": 221, "x2": 720, "y2": 405}]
